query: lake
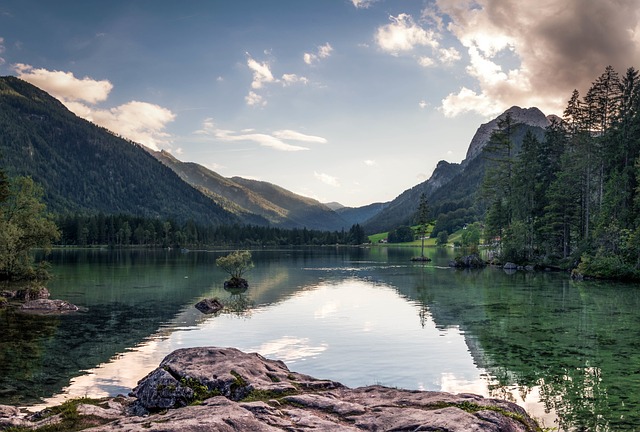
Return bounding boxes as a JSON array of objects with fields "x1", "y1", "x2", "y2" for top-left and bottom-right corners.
[{"x1": 1, "y1": 246, "x2": 639, "y2": 431}]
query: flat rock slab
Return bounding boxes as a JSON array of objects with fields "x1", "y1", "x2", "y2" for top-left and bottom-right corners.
[
  {"x1": 19, "y1": 299, "x2": 78, "y2": 314},
  {"x1": 8, "y1": 347, "x2": 540, "y2": 431}
]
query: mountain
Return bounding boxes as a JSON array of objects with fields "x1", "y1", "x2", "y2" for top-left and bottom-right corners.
[
  {"x1": 334, "y1": 202, "x2": 389, "y2": 228},
  {"x1": 230, "y1": 177, "x2": 351, "y2": 231},
  {"x1": 152, "y1": 150, "x2": 356, "y2": 231},
  {"x1": 363, "y1": 106, "x2": 551, "y2": 234},
  {"x1": 464, "y1": 106, "x2": 551, "y2": 163},
  {"x1": 0, "y1": 76, "x2": 238, "y2": 226}
]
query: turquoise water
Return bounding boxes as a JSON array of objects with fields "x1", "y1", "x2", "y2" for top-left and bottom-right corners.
[{"x1": 1, "y1": 247, "x2": 639, "y2": 431}]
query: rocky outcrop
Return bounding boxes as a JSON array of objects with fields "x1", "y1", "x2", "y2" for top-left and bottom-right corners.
[
  {"x1": 449, "y1": 253, "x2": 487, "y2": 269},
  {"x1": 19, "y1": 299, "x2": 78, "y2": 313},
  {"x1": 464, "y1": 106, "x2": 551, "y2": 163},
  {"x1": 3, "y1": 347, "x2": 541, "y2": 431},
  {"x1": 194, "y1": 298, "x2": 224, "y2": 314}
]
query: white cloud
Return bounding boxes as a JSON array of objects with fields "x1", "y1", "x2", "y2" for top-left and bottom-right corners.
[
  {"x1": 435, "y1": 0, "x2": 640, "y2": 117},
  {"x1": 246, "y1": 55, "x2": 275, "y2": 89},
  {"x1": 304, "y1": 43, "x2": 333, "y2": 65},
  {"x1": 314, "y1": 171, "x2": 340, "y2": 187},
  {"x1": 351, "y1": 0, "x2": 376, "y2": 9},
  {"x1": 245, "y1": 53, "x2": 309, "y2": 106},
  {"x1": 14, "y1": 64, "x2": 175, "y2": 150},
  {"x1": 438, "y1": 47, "x2": 461, "y2": 65},
  {"x1": 80, "y1": 101, "x2": 176, "y2": 150},
  {"x1": 245, "y1": 90, "x2": 266, "y2": 106},
  {"x1": 418, "y1": 100, "x2": 429, "y2": 109},
  {"x1": 273, "y1": 130, "x2": 327, "y2": 143},
  {"x1": 418, "y1": 56, "x2": 435, "y2": 68},
  {"x1": 281, "y1": 73, "x2": 308, "y2": 86},
  {"x1": 14, "y1": 63, "x2": 112, "y2": 103},
  {"x1": 196, "y1": 119, "x2": 310, "y2": 152},
  {"x1": 376, "y1": 14, "x2": 439, "y2": 54},
  {"x1": 364, "y1": 159, "x2": 377, "y2": 166},
  {"x1": 0, "y1": 37, "x2": 5, "y2": 65}
]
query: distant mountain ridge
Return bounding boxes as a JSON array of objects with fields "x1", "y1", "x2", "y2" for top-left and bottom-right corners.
[{"x1": 152, "y1": 150, "x2": 363, "y2": 231}]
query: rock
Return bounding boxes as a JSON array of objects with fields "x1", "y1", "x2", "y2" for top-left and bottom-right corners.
[
  {"x1": 410, "y1": 256, "x2": 431, "y2": 262},
  {"x1": 0, "y1": 404, "x2": 20, "y2": 418},
  {"x1": 9, "y1": 347, "x2": 541, "y2": 431},
  {"x1": 16, "y1": 286, "x2": 50, "y2": 301},
  {"x1": 449, "y1": 253, "x2": 486, "y2": 269},
  {"x1": 503, "y1": 262, "x2": 518, "y2": 270},
  {"x1": 194, "y1": 298, "x2": 224, "y2": 314},
  {"x1": 0, "y1": 290, "x2": 16, "y2": 299},
  {"x1": 224, "y1": 277, "x2": 249, "y2": 289},
  {"x1": 524, "y1": 265, "x2": 535, "y2": 272},
  {"x1": 20, "y1": 299, "x2": 78, "y2": 313}
]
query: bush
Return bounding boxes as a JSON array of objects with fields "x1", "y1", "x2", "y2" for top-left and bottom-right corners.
[{"x1": 216, "y1": 251, "x2": 253, "y2": 280}]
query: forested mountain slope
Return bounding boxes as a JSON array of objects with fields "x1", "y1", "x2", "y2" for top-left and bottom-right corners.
[
  {"x1": 153, "y1": 150, "x2": 357, "y2": 231},
  {"x1": 363, "y1": 106, "x2": 549, "y2": 234},
  {"x1": 0, "y1": 76, "x2": 238, "y2": 225}
]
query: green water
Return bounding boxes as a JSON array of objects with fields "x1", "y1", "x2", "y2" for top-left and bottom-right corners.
[{"x1": 1, "y1": 247, "x2": 639, "y2": 431}]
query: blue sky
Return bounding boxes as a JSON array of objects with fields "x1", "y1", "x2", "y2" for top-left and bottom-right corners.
[{"x1": 2, "y1": 1, "x2": 640, "y2": 207}]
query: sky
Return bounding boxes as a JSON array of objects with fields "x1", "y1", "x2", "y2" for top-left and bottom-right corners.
[{"x1": 2, "y1": 1, "x2": 640, "y2": 207}]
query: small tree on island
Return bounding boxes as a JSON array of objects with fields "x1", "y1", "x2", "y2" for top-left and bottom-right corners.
[{"x1": 216, "y1": 250, "x2": 253, "y2": 288}]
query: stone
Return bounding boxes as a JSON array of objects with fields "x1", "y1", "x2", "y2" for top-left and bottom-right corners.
[
  {"x1": 503, "y1": 262, "x2": 518, "y2": 270},
  {"x1": 449, "y1": 253, "x2": 486, "y2": 269},
  {"x1": 16, "y1": 286, "x2": 50, "y2": 301},
  {"x1": 194, "y1": 298, "x2": 224, "y2": 314},
  {"x1": 9, "y1": 347, "x2": 540, "y2": 431},
  {"x1": 20, "y1": 299, "x2": 78, "y2": 313}
]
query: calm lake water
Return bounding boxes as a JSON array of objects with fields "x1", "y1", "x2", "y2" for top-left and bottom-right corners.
[{"x1": 1, "y1": 247, "x2": 640, "y2": 431}]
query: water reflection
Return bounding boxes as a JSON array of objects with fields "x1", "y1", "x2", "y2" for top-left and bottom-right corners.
[{"x1": 2, "y1": 248, "x2": 639, "y2": 430}]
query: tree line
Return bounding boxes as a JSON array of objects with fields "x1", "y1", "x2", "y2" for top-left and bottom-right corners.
[
  {"x1": 483, "y1": 66, "x2": 640, "y2": 279},
  {"x1": 56, "y1": 213, "x2": 368, "y2": 248}
]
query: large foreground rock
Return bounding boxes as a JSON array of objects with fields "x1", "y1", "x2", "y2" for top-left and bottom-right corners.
[{"x1": 5, "y1": 347, "x2": 541, "y2": 431}]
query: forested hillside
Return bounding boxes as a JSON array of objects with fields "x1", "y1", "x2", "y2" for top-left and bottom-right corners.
[
  {"x1": 484, "y1": 66, "x2": 640, "y2": 279},
  {"x1": 0, "y1": 76, "x2": 237, "y2": 226},
  {"x1": 153, "y1": 150, "x2": 357, "y2": 231}
]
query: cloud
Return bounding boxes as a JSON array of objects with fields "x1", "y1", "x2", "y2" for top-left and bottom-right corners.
[
  {"x1": 246, "y1": 55, "x2": 275, "y2": 89},
  {"x1": 436, "y1": 0, "x2": 640, "y2": 117},
  {"x1": 314, "y1": 171, "x2": 340, "y2": 187},
  {"x1": 351, "y1": 0, "x2": 376, "y2": 9},
  {"x1": 364, "y1": 159, "x2": 377, "y2": 166},
  {"x1": 245, "y1": 53, "x2": 308, "y2": 106},
  {"x1": 281, "y1": 73, "x2": 308, "y2": 86},
  {"x1": 14, "y1": 64, "x2": 175, "y2": 150},
  {"x1": 304, "y1": 43, "x2": 333, "y2": 65},
  {"x1": 0, "y1": 37, "x2": 5, "y2": 65},
  {"x1": 196, "y1": 119, "x2": 312, "y2": 152},
  {"x1": 14, "y1": 63, "x2": 112, "y2": 103},
  {"x1": 87, "y1": 101, "x2": 175, "y2": 150},
  {"x1": 376, "y1": 14, "x2": 439, "y2": 54},
  {"x1": 418, "y1": 100, "x2": 429, "y2": 109},
  {"x1": 245, "y1": 91, "x2": 266, "y2": 106},
  {"x1": 272, "y1": 130, "x2": 327, "y2": 143}
]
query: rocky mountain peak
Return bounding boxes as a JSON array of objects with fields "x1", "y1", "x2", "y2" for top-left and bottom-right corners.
[{"x1": 463, "y1": 106, "x2": 550, "y2": 164}]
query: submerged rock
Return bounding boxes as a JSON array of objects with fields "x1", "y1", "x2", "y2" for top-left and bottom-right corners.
[
  {"x1": 20, "y1": 299, "x2": 78, "y2": 313},
  {"x1": 194, "y1": 298, "x2": 224, "y2": 314},
  {"x1": 7, "y1": 347, "x2": 541, "y2": 431}
]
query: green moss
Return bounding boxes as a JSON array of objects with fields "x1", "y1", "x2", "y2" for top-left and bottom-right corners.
[
  {"x1": 421, "y1": 401, "x2": 540, "y2": 432},
  {"x1": 241, "y1": 388, "x2": 299, "y2": 403},
  {"x1": 179, "y1": 377, "x2": 221, "y2": 405},
  {"x1": 266, "y1": 373, "x2": 281, "y2": 383},
  {"x1": 4, "y1": 397, "x2": 109, "y2": 432}
]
